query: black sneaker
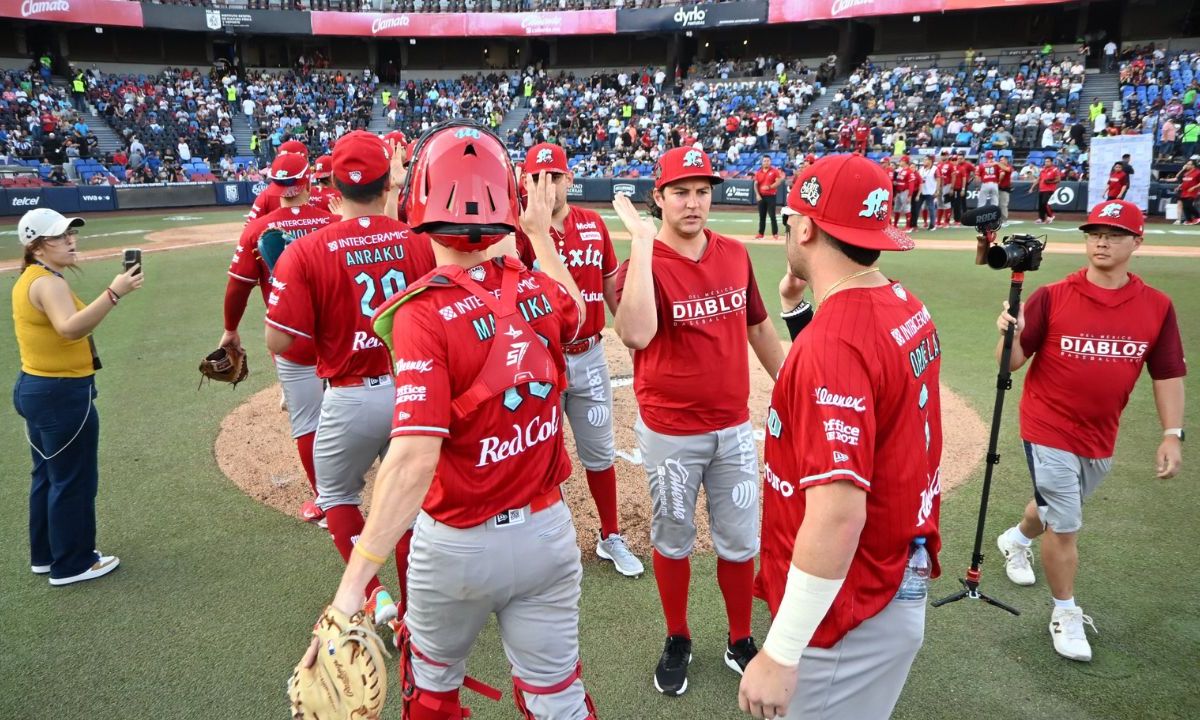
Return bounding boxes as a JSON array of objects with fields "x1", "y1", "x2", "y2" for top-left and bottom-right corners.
[
  {"x1": 724, "y1": 636, "x2": 758, "y2": 676},
  {"x1": 654, "y1": 635, "x2": 693, "y2": 696}
]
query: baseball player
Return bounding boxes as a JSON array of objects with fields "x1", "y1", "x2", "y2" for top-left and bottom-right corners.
[
  {"x1": 976, "y1": 150, "x2": 1001, "y2": 212},
  {"x1": 935, "y1": 150, "x2": 955, "y2": 228},
  {"x1": 995, "y1": 199, "x2": 1185, "y2": 662},
  {"x1": 509, "y1": 142, "x2": 643, "y2": 577},
  {"x1": 612, "y1": 146, "x2": 785, "y2": 696},
  {"x1": 265, "y1": 131, "x2": 436, "y2": 625},
  {"x1": 951, "y1": 150, "x2": 976, "y2": 225},
  {"x1": 998, "y1": 155, "x2": 1014, "y2": 225},
  {"x1": 306, "y1": 154, "x2": 340, "y2": 213},
  {"x1": 890, "y1": 156, "x2": 912, "y2": 228},
  {"x1": 219, "y1": 153, "x2": 335, "y2": 525},
  {"x1": 740, "y1": 153, "x2": 940, "y2": 720},
  {"x1": 298, "y1": 121, "x2": 597, "y2": 719},
  {"x1": 754, "y1": 155, "x2": 785, "y2": 241},
  {"x1": 246, "y1": 139, "x2": 309, "y2": 223}
]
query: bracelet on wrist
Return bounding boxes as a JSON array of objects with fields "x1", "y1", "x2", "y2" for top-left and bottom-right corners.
[{"x1": 105, "y1": 288, "x2": 120, "y2": 306}]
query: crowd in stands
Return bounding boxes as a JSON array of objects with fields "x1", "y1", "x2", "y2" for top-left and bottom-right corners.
[
  {"x1": 0, "y1": 66, "x2": 107, "y2": 188},
  {"x1": 386, "y1": 73, "x2": 514, "y2": 138},
  {"x1": 1114, "y1": 46, "x2": 1200, "y2": 160}
]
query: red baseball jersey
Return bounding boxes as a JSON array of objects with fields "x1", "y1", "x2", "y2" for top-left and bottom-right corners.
[
  {"x1": 936, "y1": 161, "x2": 954, "y2": 187},
  {"x1": 614, "y1": 230, "x2": 768, "y2": 435},
  {"x1": 308, "y1": 185, "x2": 342, "y2": 212},
  {"x1": 228, "y1": 204, "x2": 335, "y2": 365},
  {"x1": 388, "y1": 261, "x2": 582, "y2": 528},
  {"x1": 515, "y1": 205, "x2": 618, "y2": 341},
  {"x1": 854, "y1": 126, "x2": 869, "y2": 145},
  {"x1": 952, "y1": 160, "x2": 975, "y2": 190},
  {"x1": 1037, "y1": 166, "x2": 1062, "y2": 192},
  {"x1": 1019, "y1": 269, "x2": 1186, "y2": 458},
  {"x1": 266, "y1": 215, "x2": 437, "y2": 380},
  {"x1": 891, "y1": 167, "x2": 910, "y2": 191},
  {"x1": 906, "y1": 167, "x2": 921, "y2": 195},
  {"x1": 758, "y1": 282, "x2": 943, "y2": 648},
  {"x1": 978, "y1": 162, "x2": 1000, "y2": 184},
  {"x1": 754, "y1": 166, "x2": 784, "y2": 196},
  {"x1": 246, "y1": 183, "x2": 283, "y2": 223}
]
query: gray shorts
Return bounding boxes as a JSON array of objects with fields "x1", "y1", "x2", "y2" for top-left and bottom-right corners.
[
  {"x1": 406, "y1": 501, "x2": 591, "y2": 719},
  {"x1": 635, "y1": 415, "x2": 759, "y2": 562},
  {"x1": 784, "y1": 595, "x2": 925, "y2": 720},
  {"x1": 563, "y1": 340, "x2": 615, "y2": 471},
  {"x1": 274, "y1": 357, "x2": 322, "y2": 438},
  {"x1": 313, "y1": 375, "x2": 393, "y2": 510},
  {"x1": 1023, "y1": 441, "x2": 1112, "y2": 533}
]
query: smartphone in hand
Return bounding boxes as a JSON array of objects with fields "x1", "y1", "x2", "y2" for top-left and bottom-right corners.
[{"x1": 122, "y1": 248, "x2": 142, "y2": 275}]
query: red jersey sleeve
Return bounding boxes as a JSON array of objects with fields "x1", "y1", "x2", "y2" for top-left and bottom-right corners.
[
  {"x1": 792, "y1": 337, "x2": 876, "y2": 492},
  {"x1": 745, "y1": 261, "x2": 768, "y2": 326},
  {"x1": 228, "y1": 218, "x2": 266, "y2": 284},
  {"x1": 264, "y1": 242, "x2": 315, "y2": 340},
  {"x1": 389, "y1": 304, "x2": 452, "y2": 438},
  {"x1": 1018, "y1": 285, "x2": 1050, "y2": 357},
  {"x1": 544, "y1": 273, "x2": 583, "y2": 343},
  {"x1": 514, "y1": 230, "x2": 536, "y2": 269},
  {"x1": 1146, "y1": 302, "x2": 1188, "y2": 380}
]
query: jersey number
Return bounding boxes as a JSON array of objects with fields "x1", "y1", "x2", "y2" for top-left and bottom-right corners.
[{"x1": 354, "y1": 269, "x2": 407, "y2": 317}]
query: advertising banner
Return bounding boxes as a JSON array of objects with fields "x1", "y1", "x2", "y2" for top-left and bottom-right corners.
[
  {"x1": 769, "y1": 0, "x2": 1075, "y2": 24},
  {"x1": 309, "y1": 10, "x2": 467, "y2": 37},
  {"x1": 116, "y1": 183, "x2": 216, "y2": 210},
  {"x1": 0, "y1": 0, "x2": 143, "y2": 27},
  {"x1": 141, "y1": 5, "x2": 311, "y2": 35},
  {"x1": 214, "y1": 181, "x2": 251, "y2": 206},
  {"x1": 720, "y1": 180, "x2": 756, "y2": 206},
  {"x1": 1, "y1": 188, "x2": 43, "y2": 215},
  {"x1": 40, "y1": 186, "x2": 81, "y2": 214},
  {"x1": 466, "y1": 9, "x2": 616, "y2": 37},
  {"x1": 77, "y1": 185, "x2": 117, "y2": 212},
  {"x1": 617, "y1": 1, "x2": 767, "y2": 33}
]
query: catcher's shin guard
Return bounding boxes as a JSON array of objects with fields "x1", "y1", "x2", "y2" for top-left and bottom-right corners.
[
  {"x1": 512, "y1": 661, "x2": 598, "y2": 719},
  {"x1": 396, "y1": 620, "x2": 502, "y2": 719}
]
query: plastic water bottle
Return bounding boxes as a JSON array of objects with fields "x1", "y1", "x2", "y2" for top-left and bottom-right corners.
[{"x1": 896, "y1": 537, "x2": 931, "y2": 600}]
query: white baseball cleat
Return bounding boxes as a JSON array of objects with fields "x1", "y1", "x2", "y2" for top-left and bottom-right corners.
[
  {"x1": 997, "y1": 532, "x2": 1036, "y2": 586},
  {"x1": 596, "y1": 533, "x2": 644, "y2": 577},
  {"x1": 1049, "y1": 607, "x2": 1096, "y2": 662}
]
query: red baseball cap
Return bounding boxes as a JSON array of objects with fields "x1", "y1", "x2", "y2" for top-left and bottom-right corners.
[
  {"x1": 382, "y1": 130, "x2": 407, "y2": 147},
  {"x1": 312, "y1": 154, "x2": 333, "y2": 179},
  {"x1": 786, "y1": 154, "x2": 915, "y2": 252},
  {"x1": 653, "y1": 147, "x2": 723, "y2": 189},
  {"x1": 278, "y1": 140, "x2": 309, "y2": 157},
  {"x1": 268, "y1": 153, "x2": 310, "y2": 198},
  {"x1": 984, "y1": 150, "x2": 996, "y2": 159},
  {"x1": 1079, "y1": 199, "x2": 1144, "y2": 236},
  {"x1": 332, "y1": 130, "x2": 391, "y2": 187},
  {"x1": 524, "y1": 143, "x2": 569, "y2": 174}
]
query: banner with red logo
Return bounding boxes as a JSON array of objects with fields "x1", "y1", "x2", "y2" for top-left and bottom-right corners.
[
  {"x1": 769, "y1": 0, "x2": 1074, "y2": 23},
  {"x1": 466, "y1": 9, "x2": 615, "y2": 36},
  {"x1": 0, "y1": 0, "x2": 143, "y2": 27},
  {"x1": 309, "y1": 11, "x2": 466, "y2": 37},
  {"x1": 310, "y1": 9, "x2": 615, "y2": 37}
]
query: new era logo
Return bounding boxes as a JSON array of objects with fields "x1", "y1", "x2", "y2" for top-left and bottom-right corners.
[{"x1": 348, "y1": 170, "x2": 363, "y2": 183}]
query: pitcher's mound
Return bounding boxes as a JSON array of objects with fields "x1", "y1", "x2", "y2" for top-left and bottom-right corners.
[{"x1": 217, "y1": 331, "x2": 987, "y2": 557}]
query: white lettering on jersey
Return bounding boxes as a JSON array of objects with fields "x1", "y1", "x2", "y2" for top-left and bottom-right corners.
[
  {"x1": 1059, "y1": 335, "x2": 1148, "y2": 361},
  {"x1": 671, "y1": 288, "x2": 747, "y2": 324},
  {"x1": 396, "y1": 384, "x2": 426, "y2": 403},
  {"x1": 351, "y1": 331, "x2": 384, "y2": 351},
  {"x1": 813, "y1": 386, "x2": 866, "y2": 412},
  {"x1": 395, "y1": 358, "x2": 433, "y2": 374},
  {"x1": 916, "y1": 468, "x2": 941, "y2": 526},
  {"x1": 823, "y1": 418, "x2": 861, "y2": 446},
  {"x1": 476, "y1": 405, "x2": 561, "y2": 467},
  {"x1": 889, "y1": 305, "x2": 932, "y2": 346},
  {"x1": 764, "y1": 463, "x2": 794, "y2": 498}
]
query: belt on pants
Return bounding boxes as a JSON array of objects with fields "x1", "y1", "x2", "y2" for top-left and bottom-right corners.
[
  {"x1": 327, "y1": 373, "x2": 392, "y2": 388},
  {"x1": 563, "y1": 334, "x2": 600, "y2": 356},
  {"x1": 491, "y1": 486, "x2": 563, "y2": 528}
]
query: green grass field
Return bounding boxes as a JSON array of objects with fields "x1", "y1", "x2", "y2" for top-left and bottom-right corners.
[{"x1": 1, "y1": 207, "x2": 1197, "y2": 720}]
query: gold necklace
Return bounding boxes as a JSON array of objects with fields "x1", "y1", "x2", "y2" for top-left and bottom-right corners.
[{"x1": 818, "y1": 267, "x2": 881, "y2": 308}]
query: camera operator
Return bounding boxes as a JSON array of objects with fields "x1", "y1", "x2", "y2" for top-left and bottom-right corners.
[
  {"x1": 994, "y1": 199, "x2": 1185, "y2": 663},
  {"x1": 11, "y1": 209, "x2": 144, "y2": 586}
]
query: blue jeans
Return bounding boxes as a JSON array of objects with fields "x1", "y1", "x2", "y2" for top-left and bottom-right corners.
[{"x1": 12, "y1": 373, "x2": 102, "y2": 579}]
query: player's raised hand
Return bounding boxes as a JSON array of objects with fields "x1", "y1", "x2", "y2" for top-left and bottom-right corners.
[
  {"x1": 612, "y1": 193, "x2": 657, "y2": 247},
  {"x1": 779, "y1": 270, "x2": 808, "y2": 311},
  {"x1": 519, "y1": 171, "x2": 554, "y2": 239},
  {"x1": 327, "y1": 194, "x2": 344, "y2": 219},
  {"x1": 388, "y1": 140, "x2": 407, "y2": 187}
]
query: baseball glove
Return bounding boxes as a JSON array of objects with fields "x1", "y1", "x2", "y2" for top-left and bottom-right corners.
[
  {"x1": 288, "y1": 605, "x2": 390, "y2": 720},
  {"x1": 257, "y1": 227, "x2": 295, "y2": 274},
  {"x1": 198, "y1": 344, "x2": 248, "y2": 387}
]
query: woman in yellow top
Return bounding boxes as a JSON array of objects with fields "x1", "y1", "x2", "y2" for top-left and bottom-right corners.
[{"x1": 12, "y1": 208, "x2": 143, "y2": 587}]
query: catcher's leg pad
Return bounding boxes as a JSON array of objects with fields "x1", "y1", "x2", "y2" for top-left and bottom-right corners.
[
  {"x1": 396, "y1": 619, "x2": 502, "y2": 720},
  {"x1": 512, "y1": 661, "x2": 598, "y2": 719}
]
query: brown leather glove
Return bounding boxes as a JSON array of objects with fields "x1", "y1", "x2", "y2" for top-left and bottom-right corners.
[{"x1": 198, "y1": 344, "x2": 248, "y2": 387}]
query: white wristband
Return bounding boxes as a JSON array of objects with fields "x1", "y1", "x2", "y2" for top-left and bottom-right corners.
[{"x1": 761, "y1": 565, "x2": 845, "y2": 667}]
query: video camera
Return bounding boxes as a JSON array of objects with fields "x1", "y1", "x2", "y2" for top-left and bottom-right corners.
[{"x1": 965, "y1": 205, "x2": 1046, "y2": 273}]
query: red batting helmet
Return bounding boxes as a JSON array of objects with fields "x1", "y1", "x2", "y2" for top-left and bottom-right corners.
[{"x1": 401, "y1": 120, "x2": 518, "y2": 254}]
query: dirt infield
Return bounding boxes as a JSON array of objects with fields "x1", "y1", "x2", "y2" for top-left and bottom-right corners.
[{"x1": 217, "y1": 331, "x2": 988, "y2": 558}]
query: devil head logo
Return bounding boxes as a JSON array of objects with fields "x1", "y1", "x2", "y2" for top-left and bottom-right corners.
[
  {"x1": 682, "y1": 150, "x2": 704, "y2": 168},
  {"x1": 859, "y1": 188, "x2": 890, "y2": 221},
  {"x1": 1098, "y1": 202, "x2": 1123, "y2": 219},
  {"x1": 536, "y1": 148, "x2": 553, "y2": 165}
]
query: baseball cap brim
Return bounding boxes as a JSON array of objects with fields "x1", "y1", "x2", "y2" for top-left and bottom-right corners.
[
  {"x1": 810, "y1": 215, "x2": 915, "y2": 251},
  {"x1": 657, "y1": 171, "x2": 724, "y2": 189},
  {"x1": 1078, "y1": 221, "x2": 1141, "y2": 235}
]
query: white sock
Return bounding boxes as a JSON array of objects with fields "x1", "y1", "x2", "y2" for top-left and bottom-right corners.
[
  {"x1": 1053, "y1": 596, "x2": 1077, "y2": 610},
  {"x1": 1006, "y1": 526, "x2": 1032, "y2": 546}
]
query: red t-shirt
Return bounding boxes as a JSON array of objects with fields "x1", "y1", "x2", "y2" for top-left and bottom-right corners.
[
  {"x1": 1037, "y1": 166, "x2": 1062, "y2": 192},
  {"x1": 854, "y1": 126, "x2": 869, "y2": 145},
  {"x1": 227, "y1": 204, "x2": 335, "y2": 365},
  {"x1": 266, "y1": 215, "x2": 437, "y2": 379},
  {"x1": 1019, "y1": 269, "x2": 1186, "y2": 458},
  {"x1": 1105, "y1": 170, "x2": 1128, "y2": 199},
  {"x1": 758, "y1": 282, "x2": 943, "y2": 648},
  {"x1": 515, "y1": 205, "x2": 618, "y2": 341},
  {"x1": 246, "y1": 183, "x2": 283, "y2": 223},
  {"x1": 387, "y1": 261, "x2": 581, "y2": 528},
  {"x1": 308, "y1": 185, "x2": 341, "y2": 212},
  {"x1": 615, "y1": 230, "x2": 768, "y2": 435},
  {"x1": 952, "y1": 161, "x2": 975, "y2": 190},
  {"x1": 977, "y1": 162, "x2": 1000, "y2": 184},
  {"x1": 1179, "y1": 168, "x2": 1200, "y2": 198},
  {"x1": 754, "y1": 167, "x2": 784, "y2": 196},
  {"x1": 998, "y1": 165, "x2": 1014, "y2": 190}
]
